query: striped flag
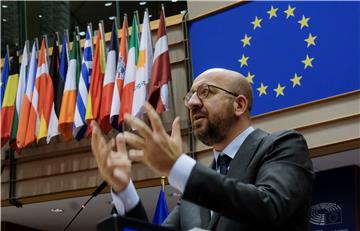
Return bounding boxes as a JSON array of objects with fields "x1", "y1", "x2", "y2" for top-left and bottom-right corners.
[
  {"x1": 1, "y1": 53, "x2": 10, "y2": 107},
  {"x1": 73, "y1": 26, "x2": 93, "y2": 140},
  {"x1": 17, "y1": 42, "x2": 37, "y2": 149},
  {"x1": 132, "y1": 11, "x2": 153, "y2": 118},
  {"x1": 59, "y1": 34, "x2": 81, "y2": 141},
  {"x1": 10, "y1": 42, "x2": 29, "y2": 148},
  {"x1": 31, "y1": 38, "x2": 58, "y2": 143},
  {"x1": 56, "y1": 35, "x2": 69, "y2": 117},
  {"x1": 1, "y1": 50, "x2": 19, "y2": 146},
  {"x1": 86, "y1": 23, "x2": 106, "y2": 128},
  {"x1": 110, "y1": 16, "x2": 128, "y2": 130},
  {"x1": 119, "y1": 16, "x2": 139, "y2": 124},
  {"x1": 100, "y1": 23, "x2": 118, "y2": 134},
  {"x1": 148, "y1": 8, "x2": 172, "y2": 114}
]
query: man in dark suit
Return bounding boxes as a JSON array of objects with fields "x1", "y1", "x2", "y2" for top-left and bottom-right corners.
[{"x1": 91, "y1": 68, "x2": 314, "y2": 230}]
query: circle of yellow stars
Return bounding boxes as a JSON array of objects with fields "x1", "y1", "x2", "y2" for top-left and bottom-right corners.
[{"x1": 238, "y1": 4, "x2": 318, "y2": 98}]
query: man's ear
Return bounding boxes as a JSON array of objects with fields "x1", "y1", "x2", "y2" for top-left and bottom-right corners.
[{"x1": 234, "y1": 95, "x2": 248, "y2": 116}]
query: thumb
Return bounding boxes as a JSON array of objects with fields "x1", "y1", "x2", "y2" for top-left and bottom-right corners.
[{"x1": 171, "y1": 117, "x2": 181, "y2": 143}]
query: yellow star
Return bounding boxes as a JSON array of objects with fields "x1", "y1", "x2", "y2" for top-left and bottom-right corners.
[
  {"x1": 290, "y1": 73, "x2": 302, "y2": 87},
  {"x1": 301, "y1": 55, "x2": 314, "y2": 69},
  {"x1": 238, "y1": 54, "x2": 249, "y2": 68},
  {"x1": 241, "y1": 34, "x2": 252, "y2": 47},
  {"x1": 305, "y1": 33, "x2": 317, "y2": 47},
  {"x1": 298, "y1": 15, "x2": 310, "y2": 29},
  {"x1": 257, "y1": 82, "x2": 268, "y2": 96},
  {"x1": 267, "y1": 6, "x2": 278, "y2": 19},
  {"x1": 284, "y1": 5, "x2": 296, "y2": 19},
  {"x1": 273, "y1": 83, "x2": 285, "y2": 97},
  {"x1": 251, "y1": 16, "x2": 262, "y2": 30},
  {"x1": 245, "y1": 72, "x2": 255, "y2": 84}
]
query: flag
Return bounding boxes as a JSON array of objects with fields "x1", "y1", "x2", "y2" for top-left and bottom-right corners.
[
  {"x1": 100, "y1": 23, "x2": 118, "y2": 134},
  {"x1": 1, "y1": 53, "x2": 10, "y2": 106},
  {"x1": 152, "y1": 181, "x2": 169, "y2": 224},
  {"x1": 1, "y1": 50, "x2": 19, "y2": 146},
  {"x1": 10, "y1": 42, "x2": 29, "y2": 148},
  {"x1": 59, "y1": 34, "x2": 81, "y2": 140},
  {"x1": 28, "y1": 38, "x2": 58, "y2": 143},
  {"x1": 110, "y1": 16, "x2": 128, "y2": 130},
  {"x1": 132, "y1": 11, "x2": 153, "y2": 118},
  {"x1": 119, "y1": 15, "x2": 139, "y2": 124},
  {"x1": 56, "y1": 35, "x2": 69, "y2": 116},
  {"x1": 73, "y1": 26, "x2": 93, "y2": 140},
  {"x1": 148, "y1": 8, "x2": 172, "y2": 114},
  {"x1": 17, "y1": 42, "x2": 37, "y2": 149},
  {"x1": 189, "y1": 2, "x2": 360, "y2": 115},
  {"x1": 86, "y1": 23, "x2": 106, "y2": 130}
]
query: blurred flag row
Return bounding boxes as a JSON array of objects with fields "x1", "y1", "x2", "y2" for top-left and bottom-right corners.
[{"x1": 0, "y1": 9, "x2": 171, "y2": 150}]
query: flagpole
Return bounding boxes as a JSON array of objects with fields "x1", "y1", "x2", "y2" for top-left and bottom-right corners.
[
  {"x1": 75, "y1": 26, "x2": 83, "y2": 58},
  {"x1": 34, "y1": 37, "x2": 39, "y2": 59},
  {"x1": 99, "y1": 20, "x2": 107, "y2": 61},
  {"x1": 161, "y1": 176, "x2": 166, "y2": 191},
  {"x1": 64, "y1": 29, "x2": 70, "y2": 62},
  {"x1": 55, "y1": 32, "x2": 60, "y2": 46},
  {"x1": 88, "y1": 23, "x2": 94, "y2": 60},
  {"x1": 43, "y1": 35, "x2": 50, "y2": 66},
  {"x1": 134, "y1": 10, "x2": 141, "y2": 38},
  {"x1": 124, "y1": 14, "x2": 129, "y2": 52}
]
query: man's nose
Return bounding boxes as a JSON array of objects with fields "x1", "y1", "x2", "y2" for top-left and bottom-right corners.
[{"x1": 186, "y1": 92, "x2": 203, "y2": 109}]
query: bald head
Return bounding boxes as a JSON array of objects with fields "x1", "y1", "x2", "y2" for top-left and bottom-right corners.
[{"x1": 195, "y1": 68, "x2": 253, "y2": 113}]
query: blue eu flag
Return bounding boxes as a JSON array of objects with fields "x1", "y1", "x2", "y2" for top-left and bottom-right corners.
[{"x1": 189, "y1": 2, "x2": 360, "y2": 115}]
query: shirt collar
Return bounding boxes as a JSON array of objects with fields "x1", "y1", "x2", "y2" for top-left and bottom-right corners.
[{"x1": 213, "y1": 126, "x2": 255, "y2": 161}]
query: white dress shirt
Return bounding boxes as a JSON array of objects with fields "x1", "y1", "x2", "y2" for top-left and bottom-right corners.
[{"x1": 111, "y1": 126, "x2": 254, "y2": 214}]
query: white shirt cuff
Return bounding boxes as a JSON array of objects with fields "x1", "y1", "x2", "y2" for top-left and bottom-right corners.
[
  {"x1": 168, "y1": 154, "x2": 196, "y2": 193},
  {"x1": 111, "y1": 180, "x2": 140, "y2": 215}
]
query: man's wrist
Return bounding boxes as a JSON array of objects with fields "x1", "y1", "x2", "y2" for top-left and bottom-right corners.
[{"x1": 168, "y1": 154, "x2": 196, "y2": 193}]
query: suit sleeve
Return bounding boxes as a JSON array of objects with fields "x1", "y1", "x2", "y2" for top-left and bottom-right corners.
[
  {"x1": 125, "y1": 201, "x2": 149, "y2": 221},
  {"x1": 182, "y1": 131, "x2": 314, "y2": 226},
  {"x1": 162, "y1": 204, "x2": 181, "y2": 228}
]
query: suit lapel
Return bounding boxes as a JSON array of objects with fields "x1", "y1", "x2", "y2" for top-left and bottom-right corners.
[{"x1": 227, "y1": 128, "x2": 268, "y2": 178}]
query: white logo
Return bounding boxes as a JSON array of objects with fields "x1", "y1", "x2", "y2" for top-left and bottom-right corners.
[{"x1": 310, "y1": 202, "x2": 342, "y2": 226}]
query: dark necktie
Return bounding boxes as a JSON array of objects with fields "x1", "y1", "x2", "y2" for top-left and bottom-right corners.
[{"x1": 217, "y1": 154, "x2": 232, "y2": 175}]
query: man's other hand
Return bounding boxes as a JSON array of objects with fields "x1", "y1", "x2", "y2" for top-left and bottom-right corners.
[
  {"x1": 124, "y1": 102, "x2": 182, "y2": 175},
  {"x1": 91, "y1": 121, "x2": 131, "y2": 193}
]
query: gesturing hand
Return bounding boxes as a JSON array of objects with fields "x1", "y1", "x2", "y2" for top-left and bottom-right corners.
[
  {"x1": 91, "y1": 121, "x2": 131, "y2": 193},
  {"x1": 124, "y1": 102, "x2": 182, "y2": 176}
]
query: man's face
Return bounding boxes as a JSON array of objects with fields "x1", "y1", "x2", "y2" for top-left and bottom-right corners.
[{"x1": 187, "y1": 76, "x2": 236, "y2": 146}]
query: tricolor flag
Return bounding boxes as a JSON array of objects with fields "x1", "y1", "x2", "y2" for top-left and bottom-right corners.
[
  {"x1": 56, "y1": 35, "x2": 69, "y2": 117},
  {"x1": 1, "y1": 50, "x2": 19, "y2": 146},
  {"x1": 11, "y1": 42, "x2": 29, "y2": 148},
  {"x1": 119, "y1": 15, "x2": 139, "y2": 124},
  {"x1": 73, "y1": 26, "x2": 93, "y2": 140},
  {"x1": 86, "y1": 23, "x2": 106, "y2": 130},
  {"x1": 132, "y1": 11, "x2": 153, "y2": 119},
  {"x1": 17, "y1": 42, "x2": 37, "y2": 149},
  {"x1": 148, "y1": 8, "x2": 172, "y2": 114},
  {"x1": 1, "y1": 53, "x2": 10, "y2": 107},
  {"x1": 100, "y1": 23, "x2": 118, "y2": 134},
  {"x1": 110, "y1": 16, "x2": 128, "y2": 130},
  {"x1": 31, "y1": 38, "x2": 58, "y2": 143},
  {"x1": 59, "y1": 34, "x2": 81, "y2": 141}
]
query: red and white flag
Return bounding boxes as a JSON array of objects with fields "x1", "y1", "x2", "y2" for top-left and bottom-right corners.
[{"x1": 148, "y1": 8, "x2": 171, "y2": 114}]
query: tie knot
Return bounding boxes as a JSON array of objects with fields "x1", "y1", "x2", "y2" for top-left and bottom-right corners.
[{"x1": 217, "y1": 154, "x2": 232, "y2": 175}]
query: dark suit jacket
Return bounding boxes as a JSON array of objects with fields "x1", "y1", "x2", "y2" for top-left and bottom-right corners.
[{"x1": 126, "y1": 129, "x2": 314, "y2": 231}]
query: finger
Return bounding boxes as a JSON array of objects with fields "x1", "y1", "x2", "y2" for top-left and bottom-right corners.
[
  {"x1": 115, "y1": 133, "x2": 128, "y2": 159},
  {"x1": 128, "y1": 149, "x2": 144, "y2": 162},
  {"x1": 91, "y1": 120, "x2": 106, "y2": 153},
  {"x1": 124, "y1": 131, "x2": 146, "y2": 149},
  {"x1": 144, "y1": 102, "x2": 166, "y2": 134},
  {"x1": 171, "y1": 117, "x2": 181, "y2": 141},
  {"x1": 124, "y1": 113, "x2": 152, "y2": 140}
]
